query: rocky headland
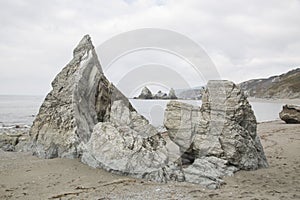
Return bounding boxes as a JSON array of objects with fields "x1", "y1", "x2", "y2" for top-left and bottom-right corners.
[{"x1": 239, "y1": 68, "x2": 300, "y2": 99}]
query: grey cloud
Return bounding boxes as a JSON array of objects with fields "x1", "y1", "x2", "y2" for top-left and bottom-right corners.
[{"x1": 0, "y1": 0, "x2": 299, "y2": 94}]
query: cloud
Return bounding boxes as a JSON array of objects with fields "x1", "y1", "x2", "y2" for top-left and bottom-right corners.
[{"x1": 0, "y1": 0, "x2": 299, "y2": 95}]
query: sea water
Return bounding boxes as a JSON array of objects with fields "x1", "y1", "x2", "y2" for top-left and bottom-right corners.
[
  {"x1": 0, "y1": 95, "x2": 44, "y2": 127},
  {"x1": 0, "y1": 95, "x2": 286, "y2": 127},
  {"x1": 129, "y1": 99, "x2": 285, "y2": 127}
]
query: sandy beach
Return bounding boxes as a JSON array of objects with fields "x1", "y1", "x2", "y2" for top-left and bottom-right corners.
[{"x1": 0, "y1": 120, "x2": 299, "y2": 200}]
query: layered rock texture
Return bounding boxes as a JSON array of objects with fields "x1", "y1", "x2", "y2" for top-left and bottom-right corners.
[
  {"x1": 164, "y1": 80, "x2": 268, "y2": 188},
  {"x1": 27, "y1": 35, "x2": 268, "y2": 189},
  {"x1": 279, "y1": 105, "x2": 300, "y2": 124},
  {"x1": 29, "y1": 35, "x2": 130, "y2": 158}
]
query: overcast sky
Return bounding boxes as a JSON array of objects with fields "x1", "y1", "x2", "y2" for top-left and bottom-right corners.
[{"x1": 0, "y1": 0, "x2": 300, "y2": 95}]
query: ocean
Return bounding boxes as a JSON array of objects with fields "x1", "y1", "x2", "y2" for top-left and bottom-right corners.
[{"x1": 0, "y1": 95, "x2": 285, "y2": 127}]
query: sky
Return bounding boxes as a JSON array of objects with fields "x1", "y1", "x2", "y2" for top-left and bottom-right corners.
[{"x1": 0, "y1": 0, "x2": 300, "y2": 95}]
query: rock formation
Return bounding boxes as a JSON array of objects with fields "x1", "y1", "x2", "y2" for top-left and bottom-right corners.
[
  {"x1": 28, "y1": 35, "x2": 130, "y2": 159},
  {"x1": 81, "y1": 100, "x2": 184, "y2": 182},
  {"x1": 168, "y1": 88, "x2": 178, "y2": 99},
  {"x1": 164, "y1": 80, "x2": 268, "y2": 188},
  {"x1": 137, "y1": 88, "x2": 177, "y2": 99},
  {"x1": 138, "y1": 87, "x2": 153, "y2": 99},
  {"x1": 0, "y1": 126, "x2": 29, "y2": 152},
  {"x1": 27, "y1": 35, "x2": 268, "y2": 189},
  {"x1": 279, "y1": 104, "x2": 300, "y2": 124},
  {"x1": 28, "y1": 35, "x2": 182, "y2": 182},
  {"x1": 154, "y1": 90, "x2": 168, "y2": 99}
]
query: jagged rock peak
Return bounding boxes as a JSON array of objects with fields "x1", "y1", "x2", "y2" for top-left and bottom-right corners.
[
  {"x1": 138, "y1": 87, "x2": 153, "y2": 99},
  {"x1": 28, "y1": 34, "x2": 105, "y2": 158},
  {"x1": 168, "y1": 88, "x2": 177, "y2": 99},
  {"x1": 73, "y1": 34, "x2": 94, "y2": 57}
]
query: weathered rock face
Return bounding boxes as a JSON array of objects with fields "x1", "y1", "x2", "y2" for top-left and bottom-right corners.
[
  {"x1": 28, "y1": 35, "x2": 183, "y2": 183},
  {"x1": 279, "y1": 104, "x2": 300, "y2": 124},
  {"x1": 28, "y1": 35, "x2": 131, "y2": 159},
  {"x1": 28, "y1": 35, "x2": 268, "y2": 189},
  {"x1": 29, "y1": 35, "x2": 99, "y2": 158},
  {"x1": 164, "y1": 80, "x2": 268, "y2": 188},
  {"x1": 138, "y1": 87, "x2": 153, "y2": 99},
  {"x1": 81, "y1": 100, "x2": 184, "y2": 182}
]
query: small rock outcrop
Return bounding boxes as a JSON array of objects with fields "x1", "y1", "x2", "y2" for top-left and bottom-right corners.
[
  {"x1": 168, "y1": 88, "x2": 178, "y2": 99},
  {"x1": 137, "y1": 88, "x2": 177, "y2": 99},
  {"x1": 26, "y1": 35, "x2": 268, "y2": 189},
  {"x1": 279, "y1": 104, "x2": 300, "y2": 124},
  {"x1": 0, "y1": 126, "x2": 29, "y2": 152},
  {"x1": 138, "y1": 87, "x2": 153, "y2": 99},
  {"x1": 154, "y1": 90, "x2": 168, "y2": 99}
]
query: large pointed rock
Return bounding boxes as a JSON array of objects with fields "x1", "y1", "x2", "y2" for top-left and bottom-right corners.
[
  {"x1": 138, "y1": 87, "x2": 153, "y2": 99},
  {"x1": 28, "y1": 35, "x2": 183, "y2": 183},
  {"x1": 29, "y1": 35, "x2": 129, "y2": 158}
]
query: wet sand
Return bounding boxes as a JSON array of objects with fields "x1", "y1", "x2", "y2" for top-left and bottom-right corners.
[{"x1": 0, "y1": 120, "x2": 299, "y2": 200}]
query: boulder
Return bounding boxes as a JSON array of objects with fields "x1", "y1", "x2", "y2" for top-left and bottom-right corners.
[
  {"x1": 279, "y1": 104, "x2": 300, "y2": 124},
  {"x1": 164, "y1": 80, "x2": 268, "y2": 186},
  {"x1": 81, "y1": 100, "x2": 184, "y2": 182},
  {"x1": 138, "y1": 87, "x2": 153, "y2": 99}
]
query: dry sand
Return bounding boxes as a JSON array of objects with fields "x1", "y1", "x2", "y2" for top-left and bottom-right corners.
[{"x1": 0, "y1": 120, "x2": 299, "y2": 200}]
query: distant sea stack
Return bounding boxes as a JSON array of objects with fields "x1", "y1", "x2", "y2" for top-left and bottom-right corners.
[
  {"x1": 168, "y1": 88, "x2": 177, "y2": 99},
  {"x1": 137, "y1": 87, "x2": 153, "y2": 99},
  {"x1": 239, "y1": 68, "x2": 300, "y2": 99},
  {"x1": 136, "y1": 87, "x2": 178, "y2": 99}
]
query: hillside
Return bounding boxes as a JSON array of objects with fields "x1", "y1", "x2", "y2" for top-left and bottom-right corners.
[
  {"x1": 175, "y1": 87, "x2": 205, "y2": 100},
  {"x1": 239, "y1": 68, "x2": 300, "y2": 99}
]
